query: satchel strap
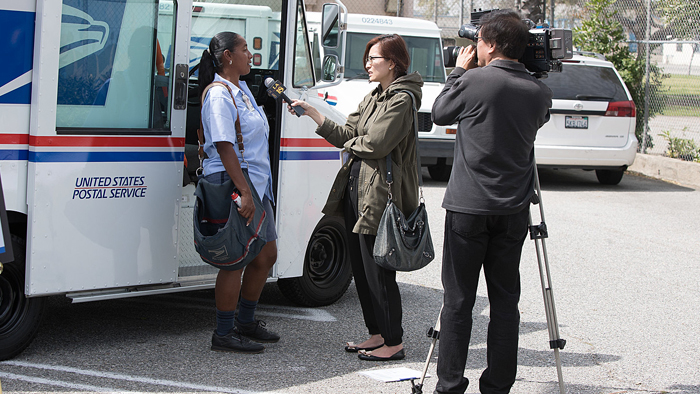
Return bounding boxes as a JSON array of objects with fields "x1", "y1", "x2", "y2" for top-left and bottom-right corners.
[
  {"x1": 385, "y1": 90, "x2": 423, "y2": 202},
  {"x1": 197, "y1": 81, "x2": 245, "y2": 176}
]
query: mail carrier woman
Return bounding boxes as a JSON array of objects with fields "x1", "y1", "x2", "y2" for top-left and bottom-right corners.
[{"x1": 199, "y1": 31, "x2": 279, "y2": 354}]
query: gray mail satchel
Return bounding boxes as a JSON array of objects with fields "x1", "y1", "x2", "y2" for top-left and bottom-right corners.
[{"x1": 193, "y1": 82, "x2": 267, "y2": 271}]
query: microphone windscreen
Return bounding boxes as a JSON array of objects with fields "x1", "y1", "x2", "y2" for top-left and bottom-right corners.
[{"x1": 264, "y1": 77, "x2": 275, "y2": 87}]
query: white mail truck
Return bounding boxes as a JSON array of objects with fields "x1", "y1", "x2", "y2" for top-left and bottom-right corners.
[
  {"x1": 306, "y1": 12, "x2": 458, "y2": 181},
  {"x1": 0, "y1": 0, "x2": 351, "y2": 360}
]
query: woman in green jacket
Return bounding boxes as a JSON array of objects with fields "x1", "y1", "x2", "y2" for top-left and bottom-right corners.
[{"x1": 290, "y1": 34, "x2": 422, "y2": 361}]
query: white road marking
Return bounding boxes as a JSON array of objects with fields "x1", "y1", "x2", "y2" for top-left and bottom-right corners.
[
  {"x1": 0, "y1": 371, "x2": 135, "y2": 393},
  {"x1": 1, "y1": 361, "x2": 266, "y2": 393},
  {"x1": 124, "y1": 297, "x2": 337, "y2": 322},
  {"x1": 256, "y1": 304, "x2": 337, "y2": 322}
]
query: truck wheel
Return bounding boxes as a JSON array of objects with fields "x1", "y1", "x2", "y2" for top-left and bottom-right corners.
[
  {"x1": 428, "y1": 158, "x2": 452, "y2": 182},
  {"x1": 278, "y1": 216, "x2": 352, "y2": 307},
  {"x1": 0, "y1": 236, "x2": 46, "y2": 361},
  {"x1": 595, "y1": 169, "x2": 624, "y2": 185}
]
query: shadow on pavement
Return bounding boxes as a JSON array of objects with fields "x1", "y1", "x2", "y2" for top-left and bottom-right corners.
[
  {"x1": 421, "y1": 167, "x2": 696, "y2": 193},
  {"x1": 537, "y1": 168, "x2": 696, "y2": 193}
]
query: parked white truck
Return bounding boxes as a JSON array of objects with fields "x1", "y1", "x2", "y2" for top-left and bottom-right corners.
[
  {"x1": 306, "y1": 12, "x2": 457, "y2": 181},
  {"x1": 0, "y1": 0, "x2": 351, "y2": 360}
]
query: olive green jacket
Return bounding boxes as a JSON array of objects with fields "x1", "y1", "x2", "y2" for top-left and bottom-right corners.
[{"x1": 316, "y1": 72, "x2": 423, "y2": 235}]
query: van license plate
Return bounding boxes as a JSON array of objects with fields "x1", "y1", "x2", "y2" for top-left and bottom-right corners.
[{"x1": 565, "y1": 116, "x2": 588, "y2": 129}]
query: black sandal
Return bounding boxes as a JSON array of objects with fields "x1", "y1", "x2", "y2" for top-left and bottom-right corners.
[
  {"x1": 344, "y1": 342, "x2": 384, "y2": 353},
  {"x1": 358, "y1": 348, "x2": 405, "y2": 361}
]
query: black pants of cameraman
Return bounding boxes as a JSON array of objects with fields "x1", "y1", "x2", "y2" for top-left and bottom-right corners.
[
  {"x1": 435, "y1": 207, "x2": 529, "y2": 394},
  {"x1": 341, "y1": 161, "x2": 403, "y2": 347}
]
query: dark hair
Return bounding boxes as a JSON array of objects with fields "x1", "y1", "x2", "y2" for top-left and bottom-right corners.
[
  {"x1": 479, "y1": 10, "x2": 529, "y2": 60},
  {"x1": 363, "y1": 34, "x2": 410, "y2": 78},
  {"x1": 198, "y1": 31, "x2": 245, "y2": 91}
]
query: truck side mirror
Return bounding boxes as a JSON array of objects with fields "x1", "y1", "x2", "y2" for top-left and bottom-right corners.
[
  {"x1": 322, "y1": 54, "x2": 339, "y2": 82},
  {"x1": 321, "y1": 3, "x2": 339, "y2": 48}
]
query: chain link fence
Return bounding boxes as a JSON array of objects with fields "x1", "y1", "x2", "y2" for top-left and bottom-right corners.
[{"x1": 325, "y1": 0, "x2": 699, "y2": 160}]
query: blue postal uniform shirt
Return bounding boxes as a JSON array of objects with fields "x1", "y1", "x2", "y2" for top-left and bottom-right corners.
[{"x1": 201, "y1": 74, "x2": 274, "y2": 203}]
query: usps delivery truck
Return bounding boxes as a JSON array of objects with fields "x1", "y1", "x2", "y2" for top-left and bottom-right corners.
[
  {"x1": 159, "y1": 2, "x2": 282, "y2": 72},
  {"x1": 306, "y1": 12, "x2": 457, "y2": 181},
  {"x1": 0, "y1": 0, "x2": 351, "y2": 360}
]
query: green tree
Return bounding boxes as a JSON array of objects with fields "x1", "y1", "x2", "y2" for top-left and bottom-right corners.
[
  {"x1": 415, "y1": 0, "x2": 451, "y2": 22},
  {"x1": 521, "y1": 0, "x2": 545, "y2": 25},
  {"x1": 657, "y1": 0, "x2": 700, "y2": 39},
  {"x1": 574, "y1": 0, "x2": 665, "y2": 150}
]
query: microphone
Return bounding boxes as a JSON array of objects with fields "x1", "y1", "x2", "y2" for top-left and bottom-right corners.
[{"x1": 264, "y1": 78, "x2": 305, "y2": 117}]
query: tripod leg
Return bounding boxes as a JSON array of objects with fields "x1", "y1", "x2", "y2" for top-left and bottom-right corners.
[
  {"x1": 412, "y1": 306, "x2": 442, "y2": 394},
  {"x1": 529, "y1": 166, "x2": 567, "y2": 394}
]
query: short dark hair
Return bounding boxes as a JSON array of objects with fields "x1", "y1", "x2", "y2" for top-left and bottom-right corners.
[
  {"x1": 479, "y1": 10, "x2": 529, "y2": 60},
  {"x1": 363, "y1": 34, "x2": 411, "y2": 77}
]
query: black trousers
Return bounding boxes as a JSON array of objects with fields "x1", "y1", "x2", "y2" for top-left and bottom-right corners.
[
  {"x1": 435, "y1": 207, "x2": 529, "y2": 394},
  {"x1": 342, "y1": 172, "x2": 403, "y2": 346}
]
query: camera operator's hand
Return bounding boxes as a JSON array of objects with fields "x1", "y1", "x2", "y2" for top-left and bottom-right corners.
[{"x1": 456, "y1": 45, "x2": 477, "y2": 70}]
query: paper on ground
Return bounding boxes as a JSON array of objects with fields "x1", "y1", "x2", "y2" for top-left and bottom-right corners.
[{"x1": 358, "y1": 367, "x2": 429, "y2": 382}]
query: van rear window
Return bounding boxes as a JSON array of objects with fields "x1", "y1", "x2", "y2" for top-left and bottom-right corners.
[{"x1": 541, "y1": 64, "x2": 629, "y2": 102}]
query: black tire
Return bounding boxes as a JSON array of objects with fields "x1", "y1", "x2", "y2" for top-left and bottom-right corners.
[
  {"x1": 595, "y1": 169, "x2": 624, "y2": 185},
  {"x1": 0, "y1": 236, "x2": 46, "y2": 361},
  {"x1": 428, "y1": 158, "x2": 452, "y2": 182},
  {"x1": 278, "y1": 216, "x2": 352, "y2": 307}
]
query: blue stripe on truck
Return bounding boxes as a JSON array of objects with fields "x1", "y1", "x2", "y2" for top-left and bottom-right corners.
[{"x1": 28, "y1": 151, "x2": 184, "y2": 163}]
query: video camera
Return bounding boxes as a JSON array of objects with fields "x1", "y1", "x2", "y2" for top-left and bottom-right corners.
[{"x1": 443, "y1": 9, "x2": 573, "y2": 77}]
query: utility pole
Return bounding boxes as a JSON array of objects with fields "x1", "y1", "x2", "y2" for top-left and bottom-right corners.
[
  {"x1": 550, "y1": 0, "x2": 554, "y2": 26},
  {"x1": 434, "y1": 0, "x2": 438, "y2": 24},
  {"x1": 642, "y1": 0, "x2": 651, "y2": 153}
]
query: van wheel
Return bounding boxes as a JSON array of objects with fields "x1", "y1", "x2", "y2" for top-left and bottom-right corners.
[
  {"x1": 428, "y1": 158, "x2": 452, "y2": 181},
  {"x1": 0, "y1": 236, "x2": 46, "y2": 361},
  {"x1": 278, "y1": 216, "x2": 352, "y2": 306},
  {"x1": 595, "y1": 169, "x2": 624, "y2": 185}
]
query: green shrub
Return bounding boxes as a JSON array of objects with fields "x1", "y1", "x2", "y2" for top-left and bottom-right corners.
[
  {"x1": 658, "y1": 130, "x2": 700, "y2": 162},
  {"x1": 574, "y1": 0, "x2": 666, "y2": 150}
]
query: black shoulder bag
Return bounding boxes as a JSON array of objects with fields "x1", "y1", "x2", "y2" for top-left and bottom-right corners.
[
  {"x1": 193, "y1": 82, "x2": 268, "y2": 271},
  {"x1": 373, "y1": 90, "x2": 435, "y2": 271}
]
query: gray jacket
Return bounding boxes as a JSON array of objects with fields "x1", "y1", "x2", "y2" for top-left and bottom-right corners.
[{"x1": 432, "y1": 60, "x2": 552, "y2": 214}]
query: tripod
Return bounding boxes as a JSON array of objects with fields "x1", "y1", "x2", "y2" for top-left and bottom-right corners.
[{"x1": 411, "y1": 165, "x2": 566, "y2": 394}]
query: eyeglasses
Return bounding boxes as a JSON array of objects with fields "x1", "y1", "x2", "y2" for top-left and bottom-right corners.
[
  {"x1": 475, "y1": 36, "x2": 484, "y2": 41},
  {"x1": 365, "y1": 55, "x2": 387, "y2": 64}
]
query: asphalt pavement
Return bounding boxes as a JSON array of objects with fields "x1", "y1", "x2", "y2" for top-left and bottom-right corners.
[{"x1": 1, "y1": 168, "x2": 699, "y2": 394}]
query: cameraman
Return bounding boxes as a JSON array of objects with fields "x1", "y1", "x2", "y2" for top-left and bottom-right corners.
[{"x1": 431, "y1": 10, "x2": 552, "y2": 394}]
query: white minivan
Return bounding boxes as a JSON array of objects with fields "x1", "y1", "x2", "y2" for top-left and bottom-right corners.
[
  {"x1": 535, "y1": 54, "x2": 637, "y2": 185},
  {"x1": 306, "y1": 12, "x2": 458, "y2": 181}
]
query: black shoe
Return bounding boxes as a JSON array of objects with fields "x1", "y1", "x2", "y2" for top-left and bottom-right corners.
[
  {"x1": 344, "y1": 342, "x2": 384, "y2": 353},
  {"x1": 211, "y1": 329, "x2": 264, "y2": 354},
  {"x1": 234, "y1": 319, "x2": 280, "y2": 343},
  {"x1": 358, "y1": 348, "x2": 406, "y2": 361}
]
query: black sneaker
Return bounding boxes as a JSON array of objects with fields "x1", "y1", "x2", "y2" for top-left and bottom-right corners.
[
  {"x1": 211, "y1": 329, "x2": 264, "y2": 354},
  {"x1": 234, "y1": 319, "x2": 280, "y2": 343}
]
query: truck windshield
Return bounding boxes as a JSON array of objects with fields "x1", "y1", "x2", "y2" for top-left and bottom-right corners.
[{"x1": 344, "y1": 33, "x2": 445, "y2": 83}]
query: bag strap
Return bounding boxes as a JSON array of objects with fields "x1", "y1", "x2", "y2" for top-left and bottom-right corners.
[
  {"x1": 197, "y1": 81, "x2": 245, "y2": 176},
  {"x1": 385, "y1": 90, "x2": 423, "y2": 202}
]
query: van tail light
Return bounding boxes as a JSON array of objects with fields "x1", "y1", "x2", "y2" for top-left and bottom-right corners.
[{"x1": 605, "y1": 100, "x2": 636, "y2": 117}]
